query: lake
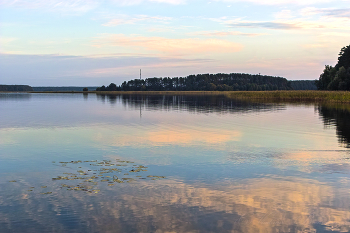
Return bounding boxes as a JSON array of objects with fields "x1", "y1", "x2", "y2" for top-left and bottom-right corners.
[{"x1": 1, "y1": 93, "x2": 350, "y2": 233}]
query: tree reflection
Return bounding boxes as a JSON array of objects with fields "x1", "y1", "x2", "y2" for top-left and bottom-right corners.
[
  {"x1": 318, "y1": 105, "x2": 350, "y2": 148},
  {"x1": 96, "y1": 94, "x2": 285, "y2": 114},
  {"x1": 0, "y1": 93, "x2": 32, "y2": 101}
]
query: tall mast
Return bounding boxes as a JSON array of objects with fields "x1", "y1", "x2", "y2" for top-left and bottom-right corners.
[{"x1": 140, "y1": 69, "x2": 141, "y2": 80}]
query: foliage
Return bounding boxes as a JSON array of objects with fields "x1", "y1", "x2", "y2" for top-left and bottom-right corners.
[
  {"x1": 289, "y1": 80, "x2": 317, "y2": 90},
  {"x1": 317, "y1": 44, "x2": 350, "y2": 90},
  {"x1": 336, "y1": 45, "x2": 350, "y2": 70},
  {"x1": 83, "y1": 87, "x2": 88, "y2": 91},
  {"x1": 226, "y1": 90, "x2": 350, "y2": 102},
  {"x1": 32, "y1": 87, "x2": 99, "y2": 91},
  {"x1": 96, "y1": 73, "x2": 292, "y2": 92},
  {"x1": 96, "y1": 83, "x2": 118, "y2": 91},
  {"x1": 0, "y1": 85, "x2": 33, "y2": 92},
  {"x1": 318, "y1": 105, "x2": 350, "y2": 147}
]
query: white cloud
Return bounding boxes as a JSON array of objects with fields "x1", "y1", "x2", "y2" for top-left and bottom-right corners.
[
  {"x1": 0, "y1": 0, "x2": 185, "y2": 12},
  {"x1": 191, "y1": 30, "x2": 267, "y2": 37},
  {"x1": 216, "y1": 0, "x2": 350, "y2": 6},
  {"x1": 0, "y1": 37, "x2": 17, "y2": 44},
  {"x1": 103, "y1": 15, "x2": 172, "y2": 26},
  {"x1": 0, "y1": 0, "x2": 100, "y2": 12},
  {"x1": 274, "y1": 10, "x2": 294, "y2": 19},
  {"x1": 110, "y1": 0, "x2": 186, "y2": 4},
  {"x1": 299, "y1": 7, "x2": 319, "y2": 16}
]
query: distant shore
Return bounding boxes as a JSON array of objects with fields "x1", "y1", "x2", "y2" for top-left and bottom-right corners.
[{"x1": 3, "y1": 90, "x2": 350, "y2": 103}]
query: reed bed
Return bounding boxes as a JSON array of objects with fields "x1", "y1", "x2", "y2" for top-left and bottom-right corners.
[
  {"x1": 27, "y1": 90, "x2": 350, "y2": 103},
  {"x1": 225, "y1": 91, "x2": 350, "y2": 103}
]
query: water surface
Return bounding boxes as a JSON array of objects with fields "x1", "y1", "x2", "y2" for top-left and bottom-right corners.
[{"x1": 1, "y1": 93, "x2": 350, "y2": 233}]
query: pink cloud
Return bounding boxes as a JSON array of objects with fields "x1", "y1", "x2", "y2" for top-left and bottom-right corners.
[
  {"x1": 191, "y1": 31, "x2": 267, "y2": 37},
  {"x1": 93, "y1": 34, "x2": 243, "y2": 55}
]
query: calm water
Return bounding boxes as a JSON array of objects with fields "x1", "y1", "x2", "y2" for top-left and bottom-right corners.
[{"x1": 1, "y1": 93, "x2": 350, "y2": 233}]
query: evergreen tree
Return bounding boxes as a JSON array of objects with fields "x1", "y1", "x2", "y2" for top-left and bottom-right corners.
[{"x1": 317, "y1": 44, "x2": 350, "y2": 90}]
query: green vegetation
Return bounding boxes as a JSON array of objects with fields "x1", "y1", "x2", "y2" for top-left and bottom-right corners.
[
  {"x1": 316, "y1": 44, "x2": 350, "y2": 90},
  {"x1": 318, "y1": 104, "x2": 350, "y2": 147},
  {"x1": 9, "y1": 158, "x2": 165, "y2": 195},
  {"x1": 96, "y1": 73, "x2": 292, "y2": 92},
  {"x1": 0, "y1": 85, "x2": 33, "y2": 92},
  {"x1": 225, "y1": 91, "x2": 350, "y2": 103},
  {"x1": 32, "y1": 86, "x2": 98, "y2": 92},
  {"x1": 289, "y1": 80, "x2": 317, "y2": 90},
  {"x1": 91, "y1": 90, "x2": 350, "y2": 103}
]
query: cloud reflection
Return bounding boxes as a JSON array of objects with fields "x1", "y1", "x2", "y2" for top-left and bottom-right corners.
[
  {"x1": 2, "y1": 175, "x2": 350, "y2": 232},
  {"x1": 94, "y1": 126, "x2": 241, "y2": 147}
]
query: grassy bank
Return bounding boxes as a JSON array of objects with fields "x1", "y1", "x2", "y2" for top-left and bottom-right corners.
[
  {"x1": 225, "y1": 91, "x2": 350, "y2": 103},
  {"x1": 27, "y1": 90, "x2": 350, "y2": 103}
]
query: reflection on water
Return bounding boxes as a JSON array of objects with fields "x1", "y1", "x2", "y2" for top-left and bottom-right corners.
[
  {"x1": 98, "y1": 94, "x2": 285, "y2": 113},
  {"x1": 0, "y1": 93, "x2": 32, "y2": 101},
  {"x1": 1, "y1": 93, "x2": 350, "y2": 233},
  {"x1": 318, "y1": 105, "x2": 350, "y2": 148}
]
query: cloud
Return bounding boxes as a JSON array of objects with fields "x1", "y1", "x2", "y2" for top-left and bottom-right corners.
[
  {"x1": 110, "y1": 0, "x2": 186, "y2": 4},
  {"x1": 274, "y1": 10, "x2": 294, "y2": 19},
  {"x1": 10, "y1": 174, "x2": 350, "y2": 233},
  {"x1": 0, "y1": 0, "x2": 185, "y2": 12},
  {"x1": 0, "y1": 53, "x2": 213, "y2": 85},
  {"x1": 302, "y1": 8, "x2": 350, "y2": 19},
  {"x1": 228, "y1": 22, "x2": 301, "y2": 30},
  {"x1": 93, "y1": 34, "x2": 243, "y2": 55},
  {"x1": 103, "y1": 15, "x2": 172, "y2": 26},
  {"x1": 321, "y1": 8, "x2": 350, "y2": 18},
  {"x1": 216, "y1": 0, "x2": 350, "y2": 6},
  {"x1": 191, "y1": 31, "x2": 267, "y2": 37},
  {"x1": 0, "y1": 37, "x2": 17, "y2": 45},
  {"x1": 227, "y1": 20, "x2": 330, "y2": 30},
  {"x1": 0, "y1": 0, "x2": 100, "y2": 12}
]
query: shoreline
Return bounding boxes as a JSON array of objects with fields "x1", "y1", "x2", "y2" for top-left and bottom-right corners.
[{"x1": 2, "y1": 90, "x2": 350, "y2": 103}]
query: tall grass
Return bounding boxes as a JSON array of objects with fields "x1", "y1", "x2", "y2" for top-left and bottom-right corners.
[
  {"x1": 224, "y1": 91, "x2": 350, "y2": 103},
  {"x1": 28, "y1": 90, "x2": 350, "y2": 103}
]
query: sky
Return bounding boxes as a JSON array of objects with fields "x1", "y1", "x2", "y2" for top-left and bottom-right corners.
[{"x1": 0, "y1": 0, "x2": 349, "y2": 86}]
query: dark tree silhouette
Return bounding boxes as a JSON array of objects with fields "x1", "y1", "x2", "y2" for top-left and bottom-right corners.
[
  {"x1": 318, "y1": 105, "x2": 350, "y2": 148},
  {"x1": 336, "y1": 45, "x2": 350, "y2": 70},
  {"x1": 316, "y1": 44, "x2": 350, "y2": 90},
  {"x1": 96, "y1": 73, "x2": 292, "y2": 92},
  {"x1": 0, "y1": 85, "x2": 33, "y2": 92}
]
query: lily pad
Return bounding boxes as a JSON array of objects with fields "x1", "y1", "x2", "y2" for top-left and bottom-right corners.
[{"x1": 40, "y1": 192, "x2": 52, "y2": 195}]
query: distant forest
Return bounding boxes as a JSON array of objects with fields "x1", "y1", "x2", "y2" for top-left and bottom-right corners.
[
  {"x1": 0, "y1": 85, "x2": 33, "y2": 92},
  {"x1": 32, "y1": 86, "x2": 99, "y2": 92},
  {"x1": 97, "y1": 73, "x2": 294, "y2": 92},
  {"x1": 317, "y1": 44, "x2": 350, "y2": 90},
  {"x1": 290, "y1": 80, "x2": 317, "y2": 90},
  {"x1": 1, "y1": 76, "x2": 317, "y2": 93}
]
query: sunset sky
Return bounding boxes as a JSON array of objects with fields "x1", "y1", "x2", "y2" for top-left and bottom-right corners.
[{"x1": 0, "y1": 0, "x2": 349, "y2": 86}]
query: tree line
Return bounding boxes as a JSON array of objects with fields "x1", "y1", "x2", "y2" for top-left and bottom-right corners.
[
  {"x1": 290, "y1": 80, "x2": 317, "y2": 90},
  {"x1": 96, "y1": 73, "x2": 293, "y2": 92},
  {"x1": 0, "y1": 85, "x2": 33, "y2": 92},
  {"x1": 316, "y1": 44, "x2": 350, "y2": 90}
]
